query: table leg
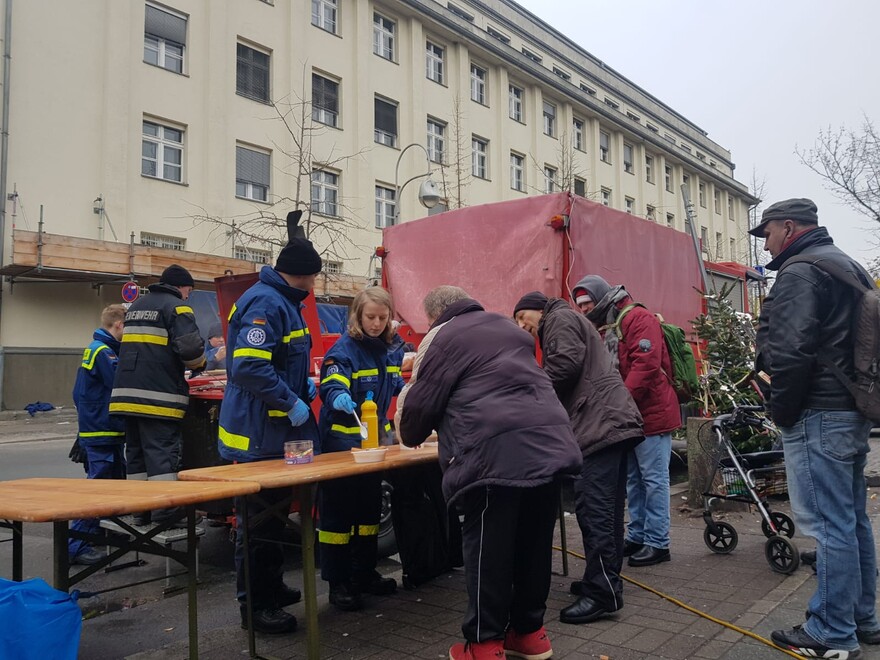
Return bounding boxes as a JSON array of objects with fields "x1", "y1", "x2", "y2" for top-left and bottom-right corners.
[
  {"x1": 558, "y1": 490, "x2": 568, "y2": 577},
  {"x1": 12, "y1": 521, "x2": 22, "y2": 581},
  {"x1": 240, "y1": 496, "x2": 257, "y2": 659},
  {"x1": 186, "y1": 506, "x2": 199, "y2": 660},
  {"x1": 299, "y1": 485, "x2": 319, "y2": 660},
  {"x1": 53, "y1": 521, "x2": 70, "y2": 592}
]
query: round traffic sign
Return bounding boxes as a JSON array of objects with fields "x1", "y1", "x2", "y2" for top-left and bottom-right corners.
[{"x1": 122, "y1": 281, "x2": 139, "y2": 303}]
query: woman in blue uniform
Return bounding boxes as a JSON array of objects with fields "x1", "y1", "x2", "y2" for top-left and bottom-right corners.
[{"x1": 317, "y1": 287, "x2": 404, "y2": 611}]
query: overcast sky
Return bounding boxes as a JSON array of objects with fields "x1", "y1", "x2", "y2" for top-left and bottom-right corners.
[{"x1": 514, "y1": 0, "x2": 879, "y2": 268}]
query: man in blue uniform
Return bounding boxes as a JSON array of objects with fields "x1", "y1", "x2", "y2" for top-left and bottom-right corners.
[{"x1": 219, "y1": 210, "x2": 321, "y2": 634}]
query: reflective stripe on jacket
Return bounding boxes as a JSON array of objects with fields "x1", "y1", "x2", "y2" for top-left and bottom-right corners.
[{"x1": 73, "y1": 328, "x2": 125, "y2": 446}]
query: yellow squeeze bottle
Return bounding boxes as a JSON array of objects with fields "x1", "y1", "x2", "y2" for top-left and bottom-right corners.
[{"x1": 361, "y1": 391, "x2": 379, "y2": 449}]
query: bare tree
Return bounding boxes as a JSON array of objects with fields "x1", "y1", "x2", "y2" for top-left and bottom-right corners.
[
  {"x1": 526, "y1": 130, "x2": 589, "y2": 198},
  {"x1": 796, "y1": 115, "x2": 880, "y2": 225},
  {"x1": 438, "y1": 95, "x2": 472, "y2": 210},
  {"x1": 748, "y1": 169, "x2": 768, "y2": 267}
]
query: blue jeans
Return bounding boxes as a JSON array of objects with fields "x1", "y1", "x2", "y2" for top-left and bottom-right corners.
[
  {"x1": 782, "y1": 409, "x2": 877, "y2": 651},
  {"x1": 625, "y1": 433, "x2": 671, "y2": 549}
]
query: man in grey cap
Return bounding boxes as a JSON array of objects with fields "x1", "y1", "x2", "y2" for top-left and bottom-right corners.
[{"x1": 752, "y1": 198, "x2": 879, "y2": 658}]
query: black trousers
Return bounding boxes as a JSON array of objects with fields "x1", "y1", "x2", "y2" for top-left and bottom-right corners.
[
  {"x1": 573, "y1": 440, "x2": 632, "y2": 611},
  {"x1": 318, "y1": 473, "x2": 382, "y2": 584},
  {"x1": 124, "y1": 417, "x2": 181, "y2": 480},
  {"x1": 234, "y1": 486, "x2": 290, "y2": 609},
  {"x1": 459, "y1": 481, "x2": 559, "y2": 642}
]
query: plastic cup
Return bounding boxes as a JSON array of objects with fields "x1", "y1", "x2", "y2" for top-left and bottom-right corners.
[{"x1": 284, "y1": 440, "x2": 314, "y2": 465}]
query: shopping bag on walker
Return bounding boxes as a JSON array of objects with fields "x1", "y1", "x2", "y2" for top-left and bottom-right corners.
[{"x1": 0, "y1": 577, "x2": 81, "y2": 659}]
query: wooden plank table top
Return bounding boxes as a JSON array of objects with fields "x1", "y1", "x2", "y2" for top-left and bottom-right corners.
[
  {"x1": 179, "y1": 444, "x2": 439, "y2": 488},
  {"x1": 0, "y1": 478, "x2": 259, "y2": 522}
]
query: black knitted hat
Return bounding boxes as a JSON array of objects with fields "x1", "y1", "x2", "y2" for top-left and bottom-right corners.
[
  {"x1": 513, "y1": 291, "x2": 549, "y2": 316},
  {"x1": 275, "y1": 210, "x2": 323, "y2": 275},
  {"x1": 160, "y1": 264, "x2": 195, "y2": 288}
]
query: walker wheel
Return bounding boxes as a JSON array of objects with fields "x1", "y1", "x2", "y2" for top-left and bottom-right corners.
[
  {"x1": 765, "y1": 535, "x2": 800, "y2": 574},
  {"x1": 761, "y1": 512, "x2": 795, "y2": 538},
  {"x1": 703, "y1": 521, "x2": 738, "y2": 554}
]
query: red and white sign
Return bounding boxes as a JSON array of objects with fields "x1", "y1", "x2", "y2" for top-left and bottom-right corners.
[{"x1": 121, "y1": 281, "x2": 139, "y2": 303}]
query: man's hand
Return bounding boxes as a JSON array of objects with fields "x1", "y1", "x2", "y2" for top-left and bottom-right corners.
[
  {"x1": 332, "y1": 392, "x2": 356, "y2": 414},
  {"x1": 287, "y1": 399, "x2": 311, "y2": 426}
]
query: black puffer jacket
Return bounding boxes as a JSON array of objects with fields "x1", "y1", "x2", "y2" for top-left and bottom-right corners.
[
  {"x1": 756, "y1": 227, "x2": 872, "y2": 427},
  {"x1": 538, "y1": 299, "x2": 643, "y2": 456},
  {"x1": 397, "y1": 299, "x2": 582, "y2": 506}
]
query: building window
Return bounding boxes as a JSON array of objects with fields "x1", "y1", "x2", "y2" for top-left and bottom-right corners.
[
  {"x1": 373, "y1": 13, "x2": 395, "y2": 60},
  {"x1": 683, "y1": 173, "x2": 690, "y2": 193},
  {"x1": 646, "y1": 123, "x2": 659, "y2": 133},
  {"x1": 144, "y1": 3, "x2": 186, "y2": 74},
  {"x1": 426, "y1": 41, "x2": 444, "y2": 84},
  {"x1": 625, "y1": 196, "x2": 634, "y2": 214},
  {"x1": 681, "y1": 143, "x2": 692, "y2": 154},
  {"x1": 645, "y1": 154, "x2": 654, "y2": 183},
  {"x1": 716, "y1": 232, "x2": 724, "y2": 258},
  {"x1": 580, "y1": 83, "x2": 596, "y2": 95},
  {"x1": 486, "y1": 26, "x2": 509, "y2": 43},
  {"x1": 311, "y1": 73, "x2": 339, "y2": 127},
  {"x1": 627, "y1": 111, "x2": 640, "y2": 123},
  {"x1": 664, "y1": 133, "x2": 676, "y2": 144},
  {"x1": 697, "y1": 151, "x2": 706, "y2": 161},
  {"x1": 235, "y1": 145, "x2": 270, "y2": 202},
  {"x1": 427, "y1": 118, "x2": 445, "y2": 164},
  {"x1": 234, "y1": 246, "x2": 272, "y2": 263},
  {"x1": 237, "y1": 43, "x2": 271, "y2": 103},
  {"x1": 472, "y1": 136, "x2": 488, "y2": 179},
  {"x1": 646, "y1": 205, "x2": 656, "y2": 221},
  {"x1": 601, "y1": 187, "x2": 611, "y2": 206},
  {"x1": 544, "y1": 166, "x2": 557, "y2": 193},
  {"x1": 311, "y1": 169, "x2": 338, "y2": 216},
  {"x1": 572, "y1": 118, "x2": 585, "y2": 151},
  {"x1": 666, "y1": 212, "x2": 674, "y2": 227},
  {"x1": 599, "y1": 131, "x2": 610, "y2": 163},
  {"x1": 311, "y1": 0, "x2": 337, "y2": 34},
  {"x1": 623, "y1": 143, "x2": 634, "y2": 174},
  {"x1": 375, "y1": 185, "x2": 395, "y2": 228},
  {"x1": 665, "y1": 164, "x2": 672, "y2": 192},
  {"x1": 542, "y1": 101, "x2": 556, "y2": 137},
  {"x1": 324, "y1": 261, "x2": 342, "y2": 275},
  {"x1": 470, "y1": 64, "x2": 487, "y2": 105},
  {"x1": 604, "y1": 97, "x2": 619, "y2": 110},
  {"x1": 521, "y1": 47, "x2": 542, "y2": 63},
  {"x1": 374, "y1": 97, "x2": 397, "y2": 147},
  {"x1": 510, "y1": 152, "x2": 524, "y2": 192},
  {"x1": 700, "y1": 226, "x2": 709, "y2": 252},
  {"x1": 141, "y1": 232, "x2": 185, "y2": 250},
  {"x1": 699, "y1": 182, "x2": 706, "y2": 207},
  {"x1": 574, "y1": 177, "x2": 586, "y2": 197},
  {"x1": 509, "y1": 84, "x2": 524, "y2": 122},
  {"x1": 730, "y1": 238, "x2": 736, "y2": 260},
  {"x1": 729, "y1": 196, "x2": 735, "y2": 221},
  {"x1": 142, "y1": 120, "x2": 183, "y2": 183},
  {"x1": 447, "y1": 3, "x2": 474, "y2": 21},
  {"x1": 552, "y1": 66, "x2": 570, "y2": 81},
  {"x1": 714, "y1": 188, "x2": 721, "y2": 214}
]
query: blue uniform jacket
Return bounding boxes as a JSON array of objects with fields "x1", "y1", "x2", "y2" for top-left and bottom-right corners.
[
  {"x1": 318, "y1": 333, "x2": 404, "y2": 454},
  {"x1": 73, "y1": 328, "x2": 125, "y2": 447},
  {"x1": 218, "y1": 266, "x2": 319, "y2": 462}
]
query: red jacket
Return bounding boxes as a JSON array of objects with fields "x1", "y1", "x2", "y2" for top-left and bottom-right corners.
[{"x1": 615, "y1": 300, "x2": 681, "y2": 435}]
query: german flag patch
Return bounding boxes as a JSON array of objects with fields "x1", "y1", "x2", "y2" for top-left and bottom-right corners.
[{"x1": 251, "y1": 318, "x2": 266, "y2": 325}]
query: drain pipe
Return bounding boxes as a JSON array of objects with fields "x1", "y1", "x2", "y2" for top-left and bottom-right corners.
[{"x1": 0, "y1": 0, "x2": 11, "y2": 410}]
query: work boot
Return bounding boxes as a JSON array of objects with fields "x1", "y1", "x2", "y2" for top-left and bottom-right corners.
[
  {"x1": 771, "y1": 626, "x2": 862, "y2": 659},
  {"x1": 504, "y1": 626, "x2": 553, "y2": 660},
  {"x1": 623, "y1": 539, "x2": 644, "y2": 557},
  {"x1": 70, "y1": 547, "x2": 105, "y2": 566},
  {"x1": 329, "y1": 582, "x2": 363, "y2": 612},
  {"x1": 448, "y1": 640, "x2": 505, "y2": 660},
  {"x1": 275, "y1": 583, "x2": 302, "y2": 608},
  {"x1": 239, "y1": 606, "x2": 297, "y2": 634},
  {"x1": 355, "y1": 571, "x2": 397, "y2": 596}
]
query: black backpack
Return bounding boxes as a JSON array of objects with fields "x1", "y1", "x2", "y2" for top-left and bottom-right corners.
[{"x1": 780, "y1": 255, "x2": 880, "y2": 423}]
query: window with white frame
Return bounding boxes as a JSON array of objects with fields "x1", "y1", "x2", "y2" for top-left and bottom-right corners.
[
  {"x1": 375, "y1": 185, "x2": 395, "y2": 228},
  {"x1": 237, "y1": 43, "x2": 271, "y2": 103},
  {"x1": 311, "y1": 0, "x2": 337, "y2": 33},
  {"x1": 144, "y1": 3, "x2": 186, "y2": 74},
  {"x1": 472, "y1": 136, "x2": 488, "y2": 179},
  {"x1": 311, "y1": 169, "x2": 339, "y2": 216},
  {"x1": 646, "y1": 205, "x2": 656, "y2": 221},
  {"x1": 521, "y1": 47, "x2": 542, "y2": 63},
  {"x1": 666, "y1": 212, "x2": 674, "y2": 227},
  {"x1": 447, "y1": 3, "x2": 474, "y2": 21},
  {"x1": 683, "y1": 173, "x2": 690, "y2": 193},
  {"x1": 373, "y1": 13, "x2": 395, "y2": 60},
  {"x1": 142, "y1": 119, "x2": 183, "y2": 183},
  {"x1": 623, "y1": 143, "x2": 634, "y2": 174},
  {"x1": 580, "y1": 83, "x2": 596, "y2": 95},
  {"x1": 699, "y1": 181, "x2": 706, "y2": 207},
  {"x1": 714, "y1": 188, "x2": 721, "y2": 214},
  {"x1": 235, "y1": 145, "x2": 270, "y2": 202},
  {"x1": 572, "y1": 118, "x2": 584, "y2": 151},
  {"x1": 729, "y1": 196, "x2": 735, "y2": 221},
  {"x1": 552, "y1": 66, "x2": 570, "y2": 81},
  {"x1": 510, "y1": 152, "x2": 524, "y2": 192},
  {"x1": 542, "y1": 101, "x2": 556, "y2": 137},
  {"x1": 544, "y1": 166, "x2": 557, "y2": 193},
  {"x1": 374, "y1": 97, "x2": 397, "y2": 147},
  {"x1": 234, "y1": 245, "x2": 272, "y2": 264},
  {"x1": 681, "y1": 143, "x2": 692, "y2": 154},
  {"x1": 470, "y1": 64, "x2": 487, "y2": 104},
  {"x1": 665, "y1": 164, "x2": 672, "y2": 192},
  {"x1": 599, "y1": 130, "x2": 610, "y2": 163},
  {"x1": 645, "y1": 154, "x2": 654, "y2": 183},
  {"x1": 604, "y1": 97, "x2": 619, "y2": 110},
  {"x1": 486, "y1": 26, "x2": 509, "y2": 43},
  {"x1": 625, "y1": 196, "x2": 634, "y2": 214},
  {"x1": 574, "y1": 177, "x2": 586, "y2": 198},
  {"x1": 716, "y1": 232, "x2": 724, "y2": 258},
  {"x1": 324, "y1": 261, "x2": 342, "y2": 275},
  {"x1": 426, "y1": 41, "x2": 444, "y2": 84},
  {"x1": 427, "y1": 118, "x2": 446, "y2": 164},
  {"x1": 700, "y1": 226, "x2": 709, "y2": 252},
  {"x1": 312, "y1": 73, "x2": 339, "y2": 127},
  {"x1": 141, "y1": 232, "x2": 185, "y2": 250},
  {"x1": 509, "y1": 84, "x2": 524, "y2": 122},
  {"x1": 601, "y1": 187, "x2": 611, "y2": 206},
  {"x1": 730, "y1": 238, "x2": 736, "y2": 260}
]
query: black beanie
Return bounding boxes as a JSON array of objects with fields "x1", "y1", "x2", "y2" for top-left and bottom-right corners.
[
  {"x1": 275, "y1": 210, "x2": 323, "y2": 276},
  {"x1": 513, "y1": 291, "x2": 549, "y2": 316},
  {"x1": 160, "y1": 264, "x2": 194, "y2": 288}
]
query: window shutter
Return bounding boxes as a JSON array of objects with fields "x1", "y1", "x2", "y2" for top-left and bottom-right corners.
[
  {"x1": 145, "y1": 5, "x2": 186, "y2": 45},
  {"x1": 236, "y1": 147, "x2": 270, "y2": 187},
  {"x1": 375, "y1": 98, "x2": 396, "y2": 134},
  {"x1": 237, "y1": 44, "x2": 270, "y2": 101},
  {"x1": 313, "y1": 75, "x2": 337, "y2": 112}
]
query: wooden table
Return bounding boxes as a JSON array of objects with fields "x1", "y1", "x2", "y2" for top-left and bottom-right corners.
[
  {"x1": 0, "y1": 477, "x2": 259, "y2": 659},
  {"x1": 179, "y1": 445, "x2": 440, "y2": 660}
]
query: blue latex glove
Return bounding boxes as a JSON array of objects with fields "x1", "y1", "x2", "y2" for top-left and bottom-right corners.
[
  {"x1": 332, "y1": 392, "x2": 356, "y2": 414},
  {"x1": 307, "y1": 378, "x2": 317, "y2": 402},
  {"x1": 287, "y1": 399, "x2": 310, "y2": 427}
]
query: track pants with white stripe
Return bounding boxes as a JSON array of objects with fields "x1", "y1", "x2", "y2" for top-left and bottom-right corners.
[{"x1": 458, "y1": 481, "x2": 559, "y2": 642}]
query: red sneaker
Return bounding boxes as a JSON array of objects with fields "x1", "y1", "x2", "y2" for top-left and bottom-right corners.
[
  {"x1": 448, "y1": 639, "x2": 506, "y2": 659},
  {"x1": 504, "y1": 626, "x2": 553, "y2": 660}
]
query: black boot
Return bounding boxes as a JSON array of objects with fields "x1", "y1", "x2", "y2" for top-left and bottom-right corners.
[
  {"x1": 275, "y1": 583, "x2": 302, "y2": 608},
  {"x1": 240, "y1": 606, "x2": 297, "y2": 634},
  {"x1": 623, "y1": 540, "x2": 644, "y2": 557},
  {"x1": 628, "y1": 545, "x2": 671, "y2": 567},
  {"x1": 560, "y1": 596, "x2": 618, "y2": 624},
  {"x1": 329, "y1": 582, "x2": 363, "y2": 611},
  {"x1": 355, "y1": 571, "x2": 397, "y2": 596}
]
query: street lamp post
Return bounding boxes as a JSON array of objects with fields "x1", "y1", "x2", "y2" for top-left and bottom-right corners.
[{"x1": 393, "y1": 143, "x2": 440, "y2": 225}]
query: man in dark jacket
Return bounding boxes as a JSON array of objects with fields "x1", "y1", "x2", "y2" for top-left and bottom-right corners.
[
  {"x1": 397, "y1": 285, "x2": 582, "y2": 660},
  {"x1": 514, "y1": 292, "x2": 643, "y2": 626},
  {"x1": 574, "y1": 275, "x2": 680, "y2": 567},
  {"x1": 752, "y1": 198, "x2": 878, "y2": 659},
  {"x1": 110, "y1": 265, "x2": 205, "y2": 525}
]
